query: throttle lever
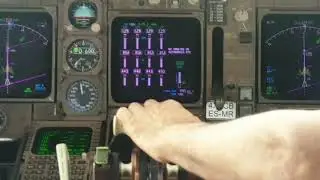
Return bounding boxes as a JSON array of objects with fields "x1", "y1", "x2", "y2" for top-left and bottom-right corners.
[
  {"x1": 109, "y1": 116, "x2": 133, "y2": 163},
  {"x1": 211, "y1": 27, "x2": 225, "y2": 110}
]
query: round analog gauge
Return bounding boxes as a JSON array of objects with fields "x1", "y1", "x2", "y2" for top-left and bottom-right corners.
[
  {"x1": 0, "y1": 110, "x2": 7, "y2": 133},
  {"x1": 66, "y1": 80, "x2": 99, "y2": 112},
  {"x1": 68, "y1": 0, "x2": 98, "y2": 29},
  {"x1": 66, "y1": 39, "x2": 100, "y2": 72}
]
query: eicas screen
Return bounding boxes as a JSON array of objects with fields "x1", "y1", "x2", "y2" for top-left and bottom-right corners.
[
  {"x1": 32, "y1": 127, "x2": 92, "y2": 155},
  {"x1": 0, "y1": 11, "x2": 53, "y2": 99},
  {"x1": 261, "y1": 14, "x2": 320, "y2": 101},
  {"x1": 111, "y1": 17, "x2": 202, "y2": 103}
]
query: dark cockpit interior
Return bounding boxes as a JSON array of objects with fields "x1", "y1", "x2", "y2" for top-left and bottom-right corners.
[{"x1": 0, "y1": 0, "x2": 318, "y2": 179}]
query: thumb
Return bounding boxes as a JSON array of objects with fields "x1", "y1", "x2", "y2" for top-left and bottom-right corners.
[{"x1": 114, "y1": 107, "x2": 133, "y2": 135}]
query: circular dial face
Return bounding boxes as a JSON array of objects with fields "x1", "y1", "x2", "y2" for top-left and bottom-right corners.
[
  {"x1": 66, "y1": 39, "x2": 100, "y2": 72},
  {"x1": 68, "y1": 0, "x2": 98, "y2": 29},
  {"x1": 261, "y1": 14, "x2": 320, "y2": 100},
  {"x1": 66, "y1": 80, "x2": 99, "y2": 112},
  {"x1": 0, "y1": 110, "x2": 7, "y2": 133}
]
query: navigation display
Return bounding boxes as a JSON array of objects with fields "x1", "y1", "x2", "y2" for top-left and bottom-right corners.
[
  {"x1": 260, "y1": 14, "x2": 320, "y2": 101},
  {"x1": 111, "y1": 17, "x2": 202, "y2": 103},
  {"x1": 32, "y1": 127, "x2": 92, "y2": 155},
  {"x1": 0, "y1": 11, "x2": 53, "y2": 99}
]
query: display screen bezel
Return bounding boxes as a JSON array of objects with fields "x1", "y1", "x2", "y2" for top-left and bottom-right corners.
[
  {"x1": 257, "y1": 9, "x2": 320, "y2": 104},
  {"x1": 0, "y1": 8, "x2": 56, "y2": 102},
  {"x1": 107, "y1": 13, "x2": 204, "y2": 107}
]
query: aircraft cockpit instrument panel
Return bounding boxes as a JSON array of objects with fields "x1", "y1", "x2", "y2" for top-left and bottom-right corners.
[{"x1": 1, "y1": 0, "x2": 320, "y2": 179}]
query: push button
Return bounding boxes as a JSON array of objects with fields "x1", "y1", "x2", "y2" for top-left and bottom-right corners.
[{"x1": 239, "y1": 32, "x2": 252, "y2": 43}]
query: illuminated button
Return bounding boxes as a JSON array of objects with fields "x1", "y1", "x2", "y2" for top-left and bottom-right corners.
[
  {"x1": 36, "y1": 170, "x2": 44, "y2": 174},
  {"x1": 37, "y1": 164, "x2": 45, "y2": 169},
  {"x1": 239, "y1": 87, "x2": 253, "y2": 101},
  {"x1": 172, "y1": 0, "x2": 179, "y2": 7},
  {"x1": 81, "y1": 152, "x2": 87, "y2": 160},
  {"x1": 188, "y1": 0, "x2": 198, "y2": 5},
  {"x1": 148, "y1": 0, "x2": 160, "y2": 5}
]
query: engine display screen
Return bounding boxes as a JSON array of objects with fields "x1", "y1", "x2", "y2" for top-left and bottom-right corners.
[
  {"x1": 261, "y1": 14, "x2": 320, "y2": 101},
  {"x1": 111, "y1": 17, "x2": 202, "y2": 103},
  {"x1": 32, "y1": 127, "x2": 92, "y2": 155},
  {"x1": 0, "y1": 11, "x2": 53, "y2": 99}
]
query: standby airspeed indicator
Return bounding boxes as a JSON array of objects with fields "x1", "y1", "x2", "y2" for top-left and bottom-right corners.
[
  {"x1": 66, "y1": 80, "x2": 99, "y2": 113},
  {"x1": 66, "y1": 39, "x2": 100, "y2": 72}
]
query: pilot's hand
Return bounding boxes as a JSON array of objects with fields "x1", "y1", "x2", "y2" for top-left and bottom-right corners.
[
  {"x1": 202, "y1": 109, "x2": 320, "y2": 180},
  {"x1": 115, "y1": 99, "x2": 200, "y2": 161}
]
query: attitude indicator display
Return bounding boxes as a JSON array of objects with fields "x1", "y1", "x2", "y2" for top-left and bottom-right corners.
[
  {"x1": 68, "y1": 0, "x2": 97, "y2": 29},
  {"x1": 0, "y1": 11, "x2": 53, "y2": 99},
  {"x1": 67, "y1": 39, "x2": 100, "y2": 72}
]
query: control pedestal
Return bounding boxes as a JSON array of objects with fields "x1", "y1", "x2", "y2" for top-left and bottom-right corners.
[
  {"x1": 23, "y1": 155, "x2": 89, "y2": 180},
  {"x1": 107, "y1": 117, "x2": 202, "y2": 180}
]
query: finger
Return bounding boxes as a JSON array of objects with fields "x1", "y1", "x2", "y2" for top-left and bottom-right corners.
[
  {"x1": 162, "y1": 100, "x2": 196, "y2": 119},
  {"x1": 144, "y1": 99, "x2": 158, "y2": 106},
  {"x1": 144, "y1": 99, "x2": 159, "y2": 111},
  {"x1": 114, "y1": 107, "x2": 132, "y2": 135},
  {"x1": 128, "y1": 102, "x2": 146, "y2": 116},
  {"x1": 161, "y1": 99, "x2": 183, "y2": 108},
  {"x1": 116, "y1": 107, "x2": 132, "y2": 122}
]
